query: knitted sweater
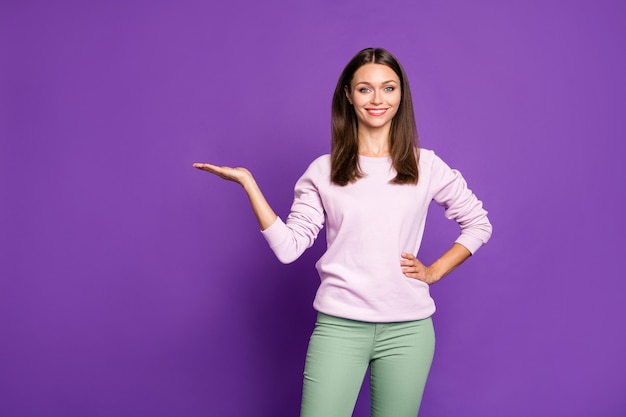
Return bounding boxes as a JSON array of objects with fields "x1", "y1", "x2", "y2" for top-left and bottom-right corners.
[{"x1": 261, "y1": 149, "x2": 492, "y2": 322}]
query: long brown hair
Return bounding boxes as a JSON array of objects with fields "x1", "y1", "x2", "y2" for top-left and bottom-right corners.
[{"x1": 331, "y1": 48, "x2": 420, "y2": 186}]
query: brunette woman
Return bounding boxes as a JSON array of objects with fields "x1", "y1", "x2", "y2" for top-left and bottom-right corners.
[{"x1": 194, "y1": 47, "x2": 492, "y2": 417}]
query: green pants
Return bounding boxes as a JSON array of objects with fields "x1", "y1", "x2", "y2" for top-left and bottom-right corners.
[{"x1": 300, "y1": 313, "x2": 435, "y2": 417}]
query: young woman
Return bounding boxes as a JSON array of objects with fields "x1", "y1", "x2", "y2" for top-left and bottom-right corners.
[{"x1": 193, "y1": 48, "x2": 492, "y2": 417}]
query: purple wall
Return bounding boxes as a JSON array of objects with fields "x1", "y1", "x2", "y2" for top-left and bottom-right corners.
[{"x1": 2, "y1": 0, "x2": 625, "y2": 416}]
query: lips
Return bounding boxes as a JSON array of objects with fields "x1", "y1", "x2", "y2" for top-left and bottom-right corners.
[{"x1": 366, "y1": 108, "x2": 388, "y2": 116}]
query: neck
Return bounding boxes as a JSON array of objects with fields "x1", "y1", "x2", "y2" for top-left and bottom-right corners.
[{"x1": 357, "y1": 126, "x2": 391, "y2": 157}]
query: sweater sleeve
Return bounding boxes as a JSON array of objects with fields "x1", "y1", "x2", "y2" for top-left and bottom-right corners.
[
  {"x1": 260, "y1": 159, "x2": 326, "y2": 264},
  {"x1": 430, "y1": 153, "x2": 492, "y2": 254}
]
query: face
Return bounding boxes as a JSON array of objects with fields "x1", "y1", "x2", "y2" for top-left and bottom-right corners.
[{"x1": 345, "y1": 63, "x2": 401, "y2": 132}]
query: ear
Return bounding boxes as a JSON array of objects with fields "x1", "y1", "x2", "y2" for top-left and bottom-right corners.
[{"x1": 344, "y1": 85, "x2": 352, "y2": 104}]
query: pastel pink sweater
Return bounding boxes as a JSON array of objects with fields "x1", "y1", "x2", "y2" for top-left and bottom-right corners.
[{"x1": 261, "y1": 149, "x2": 492, "y2": 322}]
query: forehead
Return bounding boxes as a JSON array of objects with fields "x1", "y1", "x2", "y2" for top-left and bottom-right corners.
[{"x1": 352, "y1": 63, "x2": 399, "y2": 84}]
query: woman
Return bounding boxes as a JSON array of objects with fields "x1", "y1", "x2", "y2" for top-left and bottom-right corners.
[{"x1": 193, "y1": 48, "x2": 492, "y2": 417}]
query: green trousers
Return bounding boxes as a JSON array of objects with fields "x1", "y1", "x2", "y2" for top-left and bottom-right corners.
[{"x1": 300, "y1": 312, "x2": 435, "y2": 417}]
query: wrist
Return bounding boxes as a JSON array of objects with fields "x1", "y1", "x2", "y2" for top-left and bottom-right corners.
[
  {"x1": 240, "y1": 175, "x2": 258, "y2": 192},
  {"x1": 426, "y1": 264, "x2": 445, "y2": 282}
]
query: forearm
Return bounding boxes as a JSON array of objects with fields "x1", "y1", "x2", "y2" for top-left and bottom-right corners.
[
  {"x1": 429, "y1": 242, "x2": 472, "y2": 280},
  {"x1": 241, "y1": 178, "x2": 278, "y2": 231}
]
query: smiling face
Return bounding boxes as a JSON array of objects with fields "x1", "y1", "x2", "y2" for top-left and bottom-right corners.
[{"x1": 345, "y1": 63, "x2": 401, "y2": 132}]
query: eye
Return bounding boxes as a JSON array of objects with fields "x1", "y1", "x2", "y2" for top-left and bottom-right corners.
[
  {"x1": 358, "y1": 87, "x2": 371, "y2": 93},
  {"x1": 384, "y1": 86, "x2": 395, "y2": 92}
]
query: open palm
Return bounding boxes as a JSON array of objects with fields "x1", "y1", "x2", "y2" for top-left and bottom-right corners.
[{"x1": 192, "y1": 163, "x2": 252, "y2": 185}]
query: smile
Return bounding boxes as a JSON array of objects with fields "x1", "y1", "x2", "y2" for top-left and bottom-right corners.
[{"x1": 366, "y1": 108, "x2": 388, "y2": 116}]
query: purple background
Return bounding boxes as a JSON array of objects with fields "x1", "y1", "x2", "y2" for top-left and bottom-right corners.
[{"x1": 1, "y1": 0, "x2": 625, "y2": 416}]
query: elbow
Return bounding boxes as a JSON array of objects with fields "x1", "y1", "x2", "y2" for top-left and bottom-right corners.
[
  {"x1": 484, "y1": 220, "x2": 493, "y2": 243},
  {"x1": 271, "y1": 244, "x2": 303, "y2": 264},
  {"x1": 474, "y1": 222, "x2": 493, "y2": 246},
  {"x1": 270, "y1": 237, "x2": 311, "y2": 264},
  {"x1": 275, "y1": 253, "x2": 299, "y2": 264}
]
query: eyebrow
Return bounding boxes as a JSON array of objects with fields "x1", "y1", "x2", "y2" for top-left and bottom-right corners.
[{"x1": 354, "y1": 80, "x2": 399, "y2": 86}]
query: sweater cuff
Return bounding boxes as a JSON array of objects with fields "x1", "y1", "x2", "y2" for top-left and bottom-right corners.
[
  {"x1": 455, "y1": 234, "x2": 485, "y2": 255},
  {"x1": 260, "y1": 217, "x2": 288, "y2": 248}
]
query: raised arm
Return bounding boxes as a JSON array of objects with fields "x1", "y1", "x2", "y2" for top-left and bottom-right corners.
[{"x1": 192, "y1": 163, "x2": 277, "y2": 230}]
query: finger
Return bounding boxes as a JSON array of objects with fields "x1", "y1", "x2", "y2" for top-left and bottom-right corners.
[
  {"x1": 412, "y1": 258, "x2": 425, "y2": 268},
  {"x1": 400, "y1": 253, "x2": 419, "y2": 270},
  {"x1": 401, "y1": 267, "x2": 413, "y2": 272},
  {"x1": 403, "y1": 271, "x2": 423, "y2": 280},
  {"x1": 193, "y1": 163, "x2": 219, "y2": 171},
  {"x1": 404, "y1": 272, "x2": 428, "y2": 283},
  {"x1": 193, "y1": 163, "x2": 211, "y2": 171},
  {"x1": 194, "y1": 164, "x2": 232, "y2": 178}
]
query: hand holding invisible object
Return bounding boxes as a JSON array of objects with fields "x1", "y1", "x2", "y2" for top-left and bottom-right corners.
[
  {"x1": 192, "y1": 162, "x2": 277, "y2": 230},
  {"x1": 192, "y1": 163, "x2": 254, "y2": 187}
]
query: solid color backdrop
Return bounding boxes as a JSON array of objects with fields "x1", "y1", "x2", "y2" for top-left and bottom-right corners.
[{"x1": 1, "y1": 0, "x2": 625, "y2": 416}]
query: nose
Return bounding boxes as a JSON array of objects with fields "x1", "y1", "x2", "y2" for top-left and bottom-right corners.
[{"x1": 370, "y1": 89, "x2": 383, "y2": 105}]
